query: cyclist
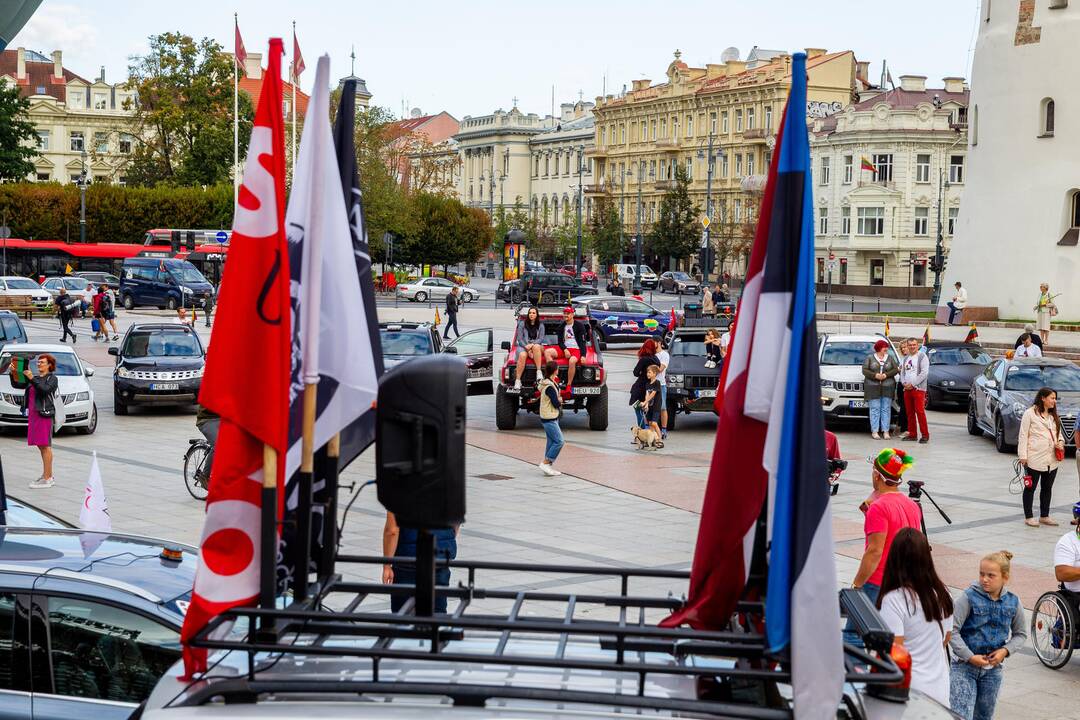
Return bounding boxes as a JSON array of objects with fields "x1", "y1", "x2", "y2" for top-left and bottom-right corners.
[{"x1": 194, "y1": 405, "x2": 219, "y2": 488}]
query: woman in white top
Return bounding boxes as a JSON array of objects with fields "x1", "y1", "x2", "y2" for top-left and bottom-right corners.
[
  {"x1": 1018, "y1": 387, "x2": 1065, "y2": 527},
  {"x1": 877, "y1": 527, "x2": 954, "y2": 707}
]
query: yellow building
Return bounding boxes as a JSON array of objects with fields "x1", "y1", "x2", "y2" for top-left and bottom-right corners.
[{"x1": 587, "y1": 47, "x2": 864, "y2": 275}]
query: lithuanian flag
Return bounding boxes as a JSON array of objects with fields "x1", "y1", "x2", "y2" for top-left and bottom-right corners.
[
  {"x1": 434, "y1": 307, "x2": 441, "y2": 326},
  {"x1": 965, "y1": 323, "x2": 979, "y2": 343},
  {"x1": 922, "y1": 324, "x2": 931, "y2": 345},
  {"x1": 860, "y1": 156, "x2": 876, "y2": 173},
  {"x1": 884, "y1": 317, "x2": 891, "y2": 338}
]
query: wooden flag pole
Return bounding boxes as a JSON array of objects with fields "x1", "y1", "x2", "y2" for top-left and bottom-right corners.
[
  {"x1": 294, "y1": 382, "x2": 318, "y2": 601},
  {"x1": 260, "y1": 443, "x2": 278, "y2": 617}
]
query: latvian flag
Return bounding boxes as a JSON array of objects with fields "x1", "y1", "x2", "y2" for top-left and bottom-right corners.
[{"x1": 662, "y1": 53, "x2": 843, "y2": 718}]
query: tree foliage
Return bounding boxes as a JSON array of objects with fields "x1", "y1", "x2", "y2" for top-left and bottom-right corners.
[
  {"x1": 396, "y1": 192, "x2": 491, "y2": 269},
  {"x1": 124, "y1": 32, "x2": 253, "y2": 186},
  {"x1": 590, "y1": 195, "x2": 625, "y2": 266},
  {"x1": 0, "y1": 83, "x2": 39, "y2": 181},
  {"x1": 648, "y1": 165, "x2": 700, "y2": 270}
]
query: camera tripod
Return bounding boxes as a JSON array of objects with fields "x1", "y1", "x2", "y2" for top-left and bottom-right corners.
[{"x1": 907, "y1": 480, "x2": 952, "y2": 545}]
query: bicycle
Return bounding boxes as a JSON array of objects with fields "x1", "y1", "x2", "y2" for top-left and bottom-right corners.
[{"x1": 183, "y1": 438, "x2": 212, "y2": 501}]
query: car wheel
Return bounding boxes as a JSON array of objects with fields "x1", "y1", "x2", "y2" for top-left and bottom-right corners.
[
  {"x1": 596, "y1": 327, "x2": 608, "y2": 351},
  {"x1": 967, "y1": 398, "x2": 983, "y2": 436},
  {"x1": 122, "y1": 294, "x2": 134, "y2": 310},
  {"x1": 924, "y1": 391, "x2": 934, "y2": 411},
  {"x1": 113, "y1": 389, "x2": 128, "y2": 416},
  {"x1": 414, "y1": 291, "x2": 427, "y2": 303},
  {"x1": 495, "y1": 384, "x2": 518, "y2": 430},
  {"x1": 76, "y1": 404, "x2": 98, "y2": 434},
  {"x1": 462, "y1": 292, "x2": 473, "y2": 303},
  {"x1": 587, "y1": 386, "x2": 609, "y2": 431},
  {"x1": 166, "y1": 296, "x2": 179, "y2": 311},
  {"x1": 995, "y1": 415, "x2": 1014, "y2": 453}
]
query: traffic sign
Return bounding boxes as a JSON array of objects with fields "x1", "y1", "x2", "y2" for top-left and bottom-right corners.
[
  {"x1": 825, "y1": 259, "x2": 840, "y2": 273},
  {"x1": 0, "y1": 226, "x2": 10, "y2": 239},
  {"x1": 215, "y1": 230, "x2": 229, "y2": 244},
  {"x1": 700, "y1": 216, "x2": 710, "y2": 230}
]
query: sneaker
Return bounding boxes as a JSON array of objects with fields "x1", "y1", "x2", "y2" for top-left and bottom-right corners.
[
  {"x1": 28, "y1": 477, "x2": 55, "y2": 489},
  {"x1": 513, "y1": 379, "x2": 522, "y2": 391},
  {"x1": 661, "y1": 429, "x2": 668, "y2": 440},
  {"x1": 72, "y1": 335, "x2": 76, "y2": 344},
  {"x1": 112, "y1": 335, "x2": 119, "y2": 341},
  {"x1": 918, "y1": 437, "x2": 929, "y2": 444},
  {"x1": 539, "y1": 463, "x2": 560, "y2": 477},
  {"x1": 561, "y1": 386, "x2": 573, "y2": 399}
]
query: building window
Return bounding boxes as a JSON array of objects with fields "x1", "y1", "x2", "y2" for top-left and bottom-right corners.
[
  {"x1": 649, "y1": 202, "x2": 656, "y2": 223},
  {"x1": 747, "y1": 108, "x2": 755, "y2": 130},
  {"x1": 949, "y1": 155, "x2": 965, "y2": 183},
  {"x1": 817, "y1": 258, "x2": 825, "y2": 283},
  {"x1": 841, "y1": 206, "x2": 851, "y2": 234},
  {"x1": 671, "y1": 116, "x2": 678, "y2": 139},
  {"x1": 721, "y1": 112, "x2": 729, "y2": 134},
  {"x1": 94, "y1": 132, "x2": 108, "y2": 153},
  {"x1": 533, "y1": 155, "x2": 539, "y2": 176},
  {"x1": 1041, "y1": 98, "x2": 1055, "y2": 137},
  {"x1": 36, "y1": 130, "x2": 49, "y2": 150},
  {"x1": 735, "y1": 109, "x2": 743, "y2": 132},
  {"x1": 734, "y1": 199, "x2": 742, "y2": 222},
  {"x1": 119, "y1": 133, "x2": 133, "y2": 154},
  {"x1": 36, "y1": 173, "x2": 50, "y2": 182},
  {"x1": 565, "y1": 153, "x2": 572, "y2": 174},
  {"x1": 92, "y1": 92, "x2": 107, "y2": 110},
  {"x1": 685, "y1": 157, "x2": 693, "y2": 180},
  {"x1": 620, "y1": 124, "x2": 626, "y2": 143},
  {"x1": 873, "y1": 153, "x2": 893, "y2": 182},
  {"x1": 600, "y1": 127, "x2": 606, "y2": 145},
  {"x1": 857, "y1": 207, "x2": 885, "y2": 235},
  {"x1": 648, "y1": 160, "x2": 655, "y2": 178},
  {"x1": 710, "y1": 112, "x2": 717, "y2": 134},
  {"x1": 686, "y1": 114, "x2": 693, "y2": 137},
  {"x1": 69, "y1": 131, "x2": 84, "y2": 152},
  {"x1": 659, "y1": 159, "x2": 667, "y2": 180},
  {"x1": 69, "y1": 92, "x2": 83, "y2": 109},
  {"x1": 735, "y1": 154, "x2": 743, "y2": 176},
  {"x1": 544, "y1": 156, "x2": 549, "y2": 176},
  {"x1": 870, "y1": 259, "x2": 885, "y2": 286},
  {"x1": 746, "y1": 153, "x2": 754, "y2": 176},
  {"x1": 660, "y1": 118, "x2": 667, "y2": 138},
  {"x1": 948, "y1": 207, "x2": 959, "y2": 235},
  {"x1": 765, "y1": 106, "x2": 773, "y2": 130},
  {"x1": 916, "y1": 154, "x2": 931, "y2": 183},
  {"x1": 818, "y1": 208, "x2": 828, "y2": 235},
  {"x1": 651, "y1": 119, "x2": 657, "y2": 140},
  {"x1": 820, "y1": 156, "x2": 831, "y2": 185},
  {"x1": 842, "y1": 155, "x2": 853, "y2": 184},
  {"x1": 914, "y1": 207, "x2": 929, "y2": 236},
  {"x1": 721, "y1": 154, "x2": 729, "y2": 177}
]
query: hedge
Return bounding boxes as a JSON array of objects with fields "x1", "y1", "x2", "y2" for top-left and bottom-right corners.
[{"x1": 0, "y1": 183, "x2": 234, "y2": 243}]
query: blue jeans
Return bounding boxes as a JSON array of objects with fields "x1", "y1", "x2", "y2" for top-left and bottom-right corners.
[
  {"x1": 842, "y1": 582, "x2": 880, "y2": 647},
  {"x1": 542, "y1": 420, "x2": 564, "y2": 462},
  {"x1": 391, "y1": 528, "x2": 457, "y2": 613},
  {"x1": 950, "y1": 662, "x2": 1003, "y2": 720},
  {"x1": 868, "y1": 396, "x2": 891, "y2": 433},
  {"x1": 659, "y1": 384, "x2": 667, "y2": 411},
  {"x1": 947, "y1": 302, "x2": 960, "y2": 325},
  {"x1": 633, "y1": 404, "x2": 648, "y2": 429}
]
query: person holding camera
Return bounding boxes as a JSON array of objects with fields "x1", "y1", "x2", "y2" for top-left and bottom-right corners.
[{"x1": 1018, "y1": 387, "x2": 1065, "y2": 527}]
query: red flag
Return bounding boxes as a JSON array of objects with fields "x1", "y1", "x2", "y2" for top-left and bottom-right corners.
[
  {"x1": 234, "y1": 17, "x2": 247, "y2": 69},
  {"x1": 179, "y1": 37, "x2": 290, "y2": 679},
  {"x1": 292, "y1": 30, "x2": 305, "y2": 81},
  {"x1": 669, "y1": 306, "x2": 677, "y2": 332}
]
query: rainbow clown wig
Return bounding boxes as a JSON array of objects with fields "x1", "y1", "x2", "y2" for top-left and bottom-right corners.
[{"x1": 873, "y1": 448, "x2": 914, "y2": 484}]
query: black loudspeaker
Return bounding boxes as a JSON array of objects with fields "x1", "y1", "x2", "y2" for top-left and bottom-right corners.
[
  {"x1": 376, "y1": 354, "x2": 466, "y2": 528},
  {"x1": 170, "y1": 230, "x2": 181, "y2": 253},
  {"x1": 185, "y1": 231, "x2": 196, "y2": 252}
]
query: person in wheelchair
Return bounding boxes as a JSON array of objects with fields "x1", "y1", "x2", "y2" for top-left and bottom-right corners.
[
  {"x1": 1033, "y1": 501, "x2": 1080, "y2": 670},
  {"x1": 1054, "y1": 501, "x2": 1080, "y2": 595}
]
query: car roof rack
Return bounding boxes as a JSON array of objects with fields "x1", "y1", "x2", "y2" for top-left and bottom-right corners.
[{"x1": 181, "y1": 556, "x2": 903, "y2": 718}]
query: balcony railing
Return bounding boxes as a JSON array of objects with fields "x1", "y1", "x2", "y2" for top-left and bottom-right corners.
[
  {"x1": 585, "y1": 146, "x2": 608, "y2": 157},
  {"x1": 857, "y1": 180, "x2": 896, "y2": 190},
  {"x1": 742, "y1": 128, "x2": 768, "y2": 140},
  {"x1": 654, "y1": 138, "x2": 678, "y2": 150},
  {"x1": 583, "y1": 183, "x2": 610, "y2": 194},
  {"x1": 654, "y1": 180, "x2": 676, "y2": 191}
]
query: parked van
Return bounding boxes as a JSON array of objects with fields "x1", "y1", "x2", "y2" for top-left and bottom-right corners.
[
  {"x1": 610, "y1": 263, "x2": 659, "y2": 289},
  {"x1": 119, "y1": 258, "x2": 214, "y2": 310}
]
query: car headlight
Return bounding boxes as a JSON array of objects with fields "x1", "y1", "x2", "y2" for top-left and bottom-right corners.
[
  {"x1": 941, "y1": 380, "x2": 954, "y2": 387},
  {"x1": 181, "y1": 285, "x2": 193, "y2": 294},
  {"x1": 1011, "y1": 402, "x2": 1027, "y2": 415},
  {"x1": 194, "y1": 366, "x2": 205, "y2": 377},
  {"x1": 116, "y1": 366, "x2": 131, "y2": 378},
  {"x1": 820, "y1": 380, "x2": 835, "y2": 389},
  {"x1": 668, "y1": 374, "x2": 684, "y2": 385},
  {"x1": 2, "y1": 393, "x2": 18, "y2": 405},
  {"x1": 75, "y1": 391, "x2": 90, "y2": 401}
]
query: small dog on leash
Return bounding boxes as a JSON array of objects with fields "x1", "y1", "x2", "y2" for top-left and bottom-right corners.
[{"x1": 631, "y1": 425, "x2": 659, "y2": 450}]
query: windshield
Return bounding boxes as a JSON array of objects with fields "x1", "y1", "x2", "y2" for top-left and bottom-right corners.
[
  {"x1": 4, "y1": 278, "x2": 39, "y2": 290},
  {"x1": 0, "y1": 351, "x2": 81, "y2": 376},
  {"x1": 671, "y1": 272, "x2": 691, "y2": 280},
  {"x1": 169, "y1": 265, "x2": 208, "y2": 285},
  {"x1": 0, "y1": 317, "x2": 22, "y2": 342},
  {"x1": 671, "y1": 337, "x2": 706, "y2": 356},
  {"x1": 929, "y1": 347, "x2": 992, "y2": 366},
  {"x1": 62, "y1": 278, "x2": 88, "y2": 290},
  {"x1": 122, "y1": 330, "x2": 203, "y2": 358},
  {"x1": 380, "y1": 330, "x2": 432, "y2": 356},
  {"x1": 1004, "y1": 365, "x2": 1080, "y2": 392},
  {"x1": 640, "y1": 265, "x2": 655, "y2": 275},
  {"x1": 821, "y1": 341, "x2": 876, "y2": 366}
]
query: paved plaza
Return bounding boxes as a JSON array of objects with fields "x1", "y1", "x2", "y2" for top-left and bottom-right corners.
[{"x1": 2, "y1": 306, "x2": 1078, "y2": 718}]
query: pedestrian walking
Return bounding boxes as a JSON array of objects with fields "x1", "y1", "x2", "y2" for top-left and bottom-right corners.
[
  {"x1": 1018, "y1": 387, "x2": 1065, "y2": 527},
  {"x1": 512, "y1": 306, "x2": 547, "y2": 391},
  {"x1": 717, "y1": 283, "x2": 730, "y2": 302},
  {"x1": 90, "y1": 286, "x2": 105, "y2": 341},
  {"x1": 12, "y1": 354, "x2": 59, "y2": 489},
  {"x1": 537, "y1": 360, "x2": 564, "y2": 477},
  {"x1": 1014, "y1": 333, "x2": 1042, "y2": 358},
  {"x1": 443, "y1": 286, "x2": 460, "y2": 339},
  {"x1": 896, "y1": 340, "x2": 909, "y2": 436},
  {"x1": 846, "y1": 447, "x2": 921, "y2": 646},
  {"x1": 876, "y1": 528, "x2": 954, "y2": 707},
  {"x1": 381, "y1": 511, "x2": 458, "y2": 613},
  {"x1": 99, "y1": 285, "x2": 119, "y2": 340},
  {"x1": 1013, "y1": 323, "x2": 1043, "y2": 351},
  {"x1": 901, "y1": 338, "x2": 930, "y2": 443},
  {"x1": 55, "y1": 287, "x2": 77, "y2": 343},
  {"x1": 630, "y1": 339, "x2": 660, "y2": 430},
  {"x1": 656, "y1": 337, "x2": 670, "y2": 439},
  {"x1": 949, "y1": 550, "x2": 1027, "y2": 720},
  {"x1": 1034, "y1": 283, "x2": 1056, "y2": 346},
  {"x1": 946, "y1": 282, "x2": 967, "y2": 326},
  {"x1": 202, "y1": 291, "x2": 214, "y2": 327},
  {"x1": 702, "y1": 284, "x2": 715, "y2": 317},
  {"x1": 862, "y1": 339, "x2": 899, "y2": 439},
  {"x1": 703, "y1": 329, "x2": 723, "y2": 368}
]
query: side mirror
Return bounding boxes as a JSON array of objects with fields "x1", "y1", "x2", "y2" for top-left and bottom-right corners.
[
  {"x1": 444, "y1": 346, "x2": 458, "y2": 354},
  {"x1": 107, "y1": 347, "x2": 119, "y2": 356},
  {"x1": 84, "y1": 367, "x2": 95, "y2": 377},
  {"x1": 985, "y1": 379, "x2": 997, "y2": 389},
  {"x1": 500, "y1": 341, "x2": 511, "y2": 351}
]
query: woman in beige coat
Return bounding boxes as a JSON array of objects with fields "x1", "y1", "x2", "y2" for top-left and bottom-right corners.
[{"x1": 1017, "y1": 387, "x2": 1065, "y2": 527}]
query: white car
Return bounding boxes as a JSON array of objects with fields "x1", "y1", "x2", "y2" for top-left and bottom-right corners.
[
  {"x1": 396, "y1": 277, "x2": 479, "y2": 303},
  {"x1": 41, "y1": 276, "x2": 95, "y2": 305},
  {"x1": 819, "y1": 333, "x2": 899, "y2": 425},
  {"x1": 611, "y1": 263, "x2": 659, "y2": 289},
  {"x1": 0, "y1": 344, "x2": 97, "y2": 434},
  {"x1": 0, "y1": 276, "x2": 52, "y2": 308}
]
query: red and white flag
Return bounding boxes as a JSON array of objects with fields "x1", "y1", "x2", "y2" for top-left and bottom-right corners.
[
  {"x1": 79, "y1": 452, "x2": 111, "y2": 557},
  {"x1": 179, "y1": 37, "x2": 291, "y2": 679},
  {"x1": 292, "y1": 30, "x2": 305, "y2": 81},
  {"x1": 234, "y1": 16, "x2": 247, "y2": 70}
]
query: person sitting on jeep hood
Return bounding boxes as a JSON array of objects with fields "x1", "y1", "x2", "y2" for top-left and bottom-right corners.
[{"x1": 547, "y1": 306, "x2": 588, "y2": 397}]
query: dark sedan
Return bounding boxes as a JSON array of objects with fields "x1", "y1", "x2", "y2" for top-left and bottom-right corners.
[
  {"x1": 924, "y1": 342, "x2": 992, "y2": 409},
  {"x1": 968, "y1": 357, "x2": 1080, "y2": 452},
  {"x1": 658, "y1": 271, "x2": 700, "y2": 295}
]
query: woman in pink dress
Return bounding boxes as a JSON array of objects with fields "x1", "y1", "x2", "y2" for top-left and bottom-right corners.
[{"x1": 12, "y1": 354, "x2": 58, "y2": 489}]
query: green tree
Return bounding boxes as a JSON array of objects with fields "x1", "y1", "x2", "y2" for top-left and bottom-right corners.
[
  {"x1": 589, "y1": 195, "x2": 624, "y2": 267},
  {"x1": 124, "y1": 32, "x2": 253, "y2": 186},
  {"x1": 0, "y1": 83, "x2": 39, "y2": 181},
  {"x1": 649, "y1": 165, "x2": 700, "y2": 270}
]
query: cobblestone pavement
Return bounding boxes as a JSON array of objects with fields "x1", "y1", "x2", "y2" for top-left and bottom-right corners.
[{"x1": 2, "y1": 306, "x2": 1077, "y2": 718}]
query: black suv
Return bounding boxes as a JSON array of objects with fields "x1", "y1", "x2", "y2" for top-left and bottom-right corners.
[
  {"x1": 379, "y1": 321, "x2": 494, "y2": 396},
  {"x1": 497, "y1": 272, "x2": 594, "y2": 306},
  {"x1": 109, "y1": 323, "x2": 206, "y2": 414},
  {"x1": 665, "y1": 327, "x2": 722, "y2": 428}
]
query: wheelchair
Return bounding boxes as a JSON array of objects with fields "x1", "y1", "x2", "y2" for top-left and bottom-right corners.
[{"x1": 1031, "y1": 584, "x2": 1080, "y2": 669}]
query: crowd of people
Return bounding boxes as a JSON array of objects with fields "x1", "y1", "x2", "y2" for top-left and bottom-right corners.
[{"x1": 861, "y1": 336, "x2": 930, "y2": 443}]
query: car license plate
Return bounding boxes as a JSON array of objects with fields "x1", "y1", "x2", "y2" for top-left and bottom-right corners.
[
  {"x1": 573, "y1": 386, "x2": 601, "y2": 396},
  {"x1": 151, "y1": 383, "x2": 179, "y2": 391},
  {"x1": 699, "y1": 388, "x2": 717, "y2": 398},
  {"x1": 848, "y1": 400, "x2": 868, "y2": 409}
]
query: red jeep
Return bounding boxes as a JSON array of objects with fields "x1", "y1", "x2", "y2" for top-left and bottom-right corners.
[{"x1": 496, "y1": 307, "x2": 608, "y2": 430}]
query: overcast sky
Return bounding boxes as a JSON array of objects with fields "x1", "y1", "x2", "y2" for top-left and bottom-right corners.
[{"x1": 15, "y1": 0, "x2": 981, "y2": 120}]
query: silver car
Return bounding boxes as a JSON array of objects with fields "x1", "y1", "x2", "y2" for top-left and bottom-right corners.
[
  {"x1": 0, "y1": 276, "x2": 52, "y2": 308},
  {"x1": 968, "y1": 357, "x2": 1080, "y2": 452},
  {"x1": 396, "y1": 276, "x2": 479, "y2": 303}
]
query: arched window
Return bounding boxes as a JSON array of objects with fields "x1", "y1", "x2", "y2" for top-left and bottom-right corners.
[
  {"x1": 563, "y1": 194, "x2": 570, "y2": 218},
  {"x1": 1040, "y1": 98, "x2": 1055, "y2": 137},
  {"x1": 541, "y1": 196, "x2": 548, "y2": 223},
  {"x1": 553, "y1": 196, "x2": 559, "y2": 225},
  {"x1": 532, "y1": 196, "x2": 538, "y2": 218}
]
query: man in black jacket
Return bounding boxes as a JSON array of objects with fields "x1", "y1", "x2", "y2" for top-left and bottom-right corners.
[
  {"x1": 443, "y1": 286, "x2": 460, "y2": 339},
  {"x1": 56, "y1": 288, "x2": 77, "y2": 344},
  {"x1": 550, "y1": 306, "x2": 588, "y2": 395}
]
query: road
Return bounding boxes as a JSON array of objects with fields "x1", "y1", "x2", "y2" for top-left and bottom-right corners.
[{"x1": 1, "y1": 303, "x2": 1075, "y2": 718}]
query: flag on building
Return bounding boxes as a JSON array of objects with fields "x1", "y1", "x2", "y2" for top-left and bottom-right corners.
[
  {"x1": 965, "y1": 323, "x2": 978, "y2": 343},
  {"x1": 180, "y1": 37, "x2": 291, "y2": 680},
  {"x1": 661, "y1": 53, "x2": 843, "y2": 719},
  {"x1": 884, "y1": 317, "x2": 891, "y2": 338},
  {"x1": 79, "y1": 451, "x2": 111, "y2": 557},
  {"x1": 277, "y1": 55, "x2": 380, "y2": 591},
  {"x1": 860, "y1": 156, "x2": 876, "y2": 173},
  {"x1": 234, "y1": 16, "x2": 247, "y2": 69},
  {"x1": 923, "y1": 324, "x2": 932, "y2": 344},
  {"x1": 292, "y1": 29, "x2": 305, "y2": 81}
]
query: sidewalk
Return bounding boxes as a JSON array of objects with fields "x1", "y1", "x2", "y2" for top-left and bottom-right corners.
[{"x1": 819, "y1": 317, "x2": 1080, "y2": 354}]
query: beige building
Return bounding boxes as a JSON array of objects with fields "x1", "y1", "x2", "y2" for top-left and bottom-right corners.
[
  {"x1": 0, "y1": 48, "x2": 137, "y2": 184},
  {"x1": 587, "y1": 48, "x2": 863, "y2": 272},
  {"x1": 528, "y1": 102, "x2": 595, "y2": 228},
  {"x1": 810, "y1": 75, "x2": 969, "y2": 293}
]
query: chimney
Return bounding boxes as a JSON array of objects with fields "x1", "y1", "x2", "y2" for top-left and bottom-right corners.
[
  {"x1": 244, "y1": 52, "x2": 263, "y2": 80},
  {"x1": 16, "y1": 47, "x2": 25, "y2": 80},
  {"x1": 805, "y1": 48, "x2": 827, "y2": 59},
  {"x1": 856, "y1": 61, "x2": 870, "y2": 85},
  {"x1": 631, "y1": 78, "x2": 650, "y2": 92},
  {"x1": 942, "y1": 76, "x2": 966, "y2": 94},
  {"x1": 51, "y1": 50, "x2": 62, "y2": 78},
  {"x1": 725, "y1": 60, "x2": 747, "y2": 76},
  {"x1": 560, "y1": 102, "x2": 574, "y2": 121},
  {"x1": 899, "y1": 75, "x2": 927, "y2": 92},
  {"x1": 705, "y1": 63, "x2": 727, "y2": 79},
  {"x1": 98, "y1": 66, "x2": 105, "y2": 83}
]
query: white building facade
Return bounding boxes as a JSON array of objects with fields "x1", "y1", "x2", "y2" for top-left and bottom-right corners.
[
  {"x1": 942, "y1": 0, "x2": 1080, "y2": 319},
  {"x1": 528, "y1": 103, "x2": 594, "y2": 229},
  {"x1": 810, "y1": 75, "x2": 968, "y2": 294}
]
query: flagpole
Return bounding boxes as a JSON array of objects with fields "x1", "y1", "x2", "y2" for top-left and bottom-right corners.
[
  {"x1": 260, "y1": 443, "x2": 278, "y2": 618},
  {"x1": 291, "y1": 21, "x2": 297, "y2": 178},
  {"x1": 294, "y1": 382, "x2": 317, "y2": 601},
  {"x1": 233, "y1": 13, "x2": 239, "y2": 201}
]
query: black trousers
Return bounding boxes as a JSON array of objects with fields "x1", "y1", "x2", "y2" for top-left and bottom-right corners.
[
  {"x1": 443, "y1": 312, "x2": 459, "y2": 338},
  {"x1": 59, "y1": 315, "x2": 75, "y2": 342},
  {"x1": 1023, "y1": 466, "x2": 1057, "y2": 519}
]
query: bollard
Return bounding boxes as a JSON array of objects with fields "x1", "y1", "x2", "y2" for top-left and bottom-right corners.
[
  {"x1": 824, "y1": 296, "x2": 829, "y2": 312},
  {"x1": 851, "y1": 297, "x2": 855, "y2": 313},
  {"x1": 877, "y1": 296, "x2": 881, "y2": 313}
]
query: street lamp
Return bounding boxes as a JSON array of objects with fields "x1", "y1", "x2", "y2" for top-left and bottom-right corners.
[
  {"x1": 635, "y1": 161, "x2": 655, "y2": 293},
  {"x1": 932, "y1": 168, "x2": 950, "y2": 305},
  {"x1": 697, "y1": 133, "x2": 725, "y2": 283},
  {"x1": 79, "y1": 148, "x2": 88, "y2": 244},
  {"x1": 575, "y1": 145, "x2": 584, "y2": 275}
]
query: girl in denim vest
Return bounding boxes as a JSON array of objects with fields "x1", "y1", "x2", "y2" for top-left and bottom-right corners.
[{"x1": 948, "y1": 550, "x2": 1028, "y2": 720}]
